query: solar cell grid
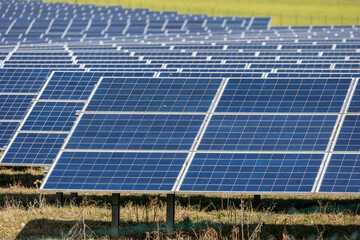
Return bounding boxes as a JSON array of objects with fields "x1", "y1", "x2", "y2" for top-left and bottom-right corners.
[
  {"x1": 0, "y1": 94, "x2": 35, "y2": 120},
  {"x1": 198, "y1": 115, "x2": 337, "y2": 152},
  {"x1": 41, "y1": 151, "x2": 188, "y2": 192},
  {"x1": 0, "y1": 132, "x2": 67, "y2": 165},
  {"x1": 86, "y1": 77, "x2": 223, "y2": 112},
  {"x1": 215, "y1": 78, "x2": 351, "y2": 113},
  {"x1": 21, "y1": 101, "x2": 84, "y2": 132},
  {"x1": 180, "y1": 153, "x2": 323, "y2": 192},
  {"x1": 66, "y1": 113, "x2": 205, "y2": 151},
  {"x1": 320, "y1": 154, "x2": 360, "y2": 193},
  {"x1": 0, "y1": 121, "x2": 19, "y2": 147},
  {"x1": 334, "y1": 115, "x2": 360, "y2": 152}
]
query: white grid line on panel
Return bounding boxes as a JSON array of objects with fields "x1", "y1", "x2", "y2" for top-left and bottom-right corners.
[
  {"x1": 313, "y1": 78, "x2": 359, "y2": 192},
  {"x1": 174, "y1": 78, "x2": 230, "y2": 191}
]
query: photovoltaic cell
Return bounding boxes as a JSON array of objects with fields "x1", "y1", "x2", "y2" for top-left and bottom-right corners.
[
  {"x1": 21, "y1": 102, "x2": 84, "y2": 132},
  {"x1": 180, "y1": 153, "x2": 324, "y2": 192},
  {"x1": 0, "y1": 94, "x2": 35, "y2": 120},
  {"x1": 320, "y1": 154, "x2": 360, "y2": 193},
  {"x1": 198, "y1": 115, "x2": 337, "y2": 151},
  {"x1": 0, "y1": 68, "x2": 52, "y2": 93},
  {"x1": 334, "y1": 115, "x2": 360, "y2": 151},
  {"x1": 86, "y1": 77, "x2": 223, "y2": 112},
  {"x1": 0, "y1": 122, "x2": 19, "y2": 147},
  {"x1": 215, "y1": 78, "x2": 351, "y2": 113},
  {"x1": 1, "y1": 133, "x2": 67, "y2": 165},
  {"x1": 39, "y1": 72, "x2": 154, "y2": 100},
  {"x1": 40, "y1": 72, "x2": 102, "y2": 100},
  {"x1": 348, "y1": 83, "x2": 360, "y2": 112},
  {"x1": 41, "y1": 151, "x2": 188, "y2": 191},
  {"x1": 66, "y1": 114, "x2": 205, "y2": 151}
]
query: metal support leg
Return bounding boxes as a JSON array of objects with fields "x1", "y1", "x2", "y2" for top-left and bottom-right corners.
[
  {"x1": 166, "y1": 194, "x2": 175, "y2": 229},
  {"x1": 253, "y1": 195, "x2": 261, "y2": 209},
  {"x1": 70, "y1": 192, "x2": 78, "y2": 204},
  {"x1": 56, "y1": 192, "x2": 63, "y2": 206},
  {"x1": 111, "y1": 193, "x2": 120, "y2": 239}
]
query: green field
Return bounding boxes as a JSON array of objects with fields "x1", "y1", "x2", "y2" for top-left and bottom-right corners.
[{"x1": 43, "y1": 0, "x2": 360, "y2": 26}]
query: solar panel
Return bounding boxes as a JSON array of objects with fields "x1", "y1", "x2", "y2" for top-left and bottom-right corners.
[
  {"x1": 0, "y1": 121, "x2": 19, "y2": 147},
  {"x1": 319, "y1": 154, "x2": 360, "y2": 193},
  {"x1": 215, "y1": 78, "x2": 351, "y2": 113},
  {"x1": 66, "y1": 114, "x2": 205, "y2": 151},
  {"x1": 1, "y1": 132, "x2": 67, "y2": 165},
  {"x1": 334, "y1": 115, "x2": 360, "y2": 151},
  {"x1": 21, "y1": 102, "x2": 84, "y2": 132},
  {"x1": 198, "y1": 115, "x2": 337, "y2": 151},
  {"x1": 41, "y1": 151, "x2": 188, "y2": 192},
  {"x1": 180, "y1": 153, "x2": 323, "y2": 192},
  {"x1": 86, "y1": 77, "x2": 223, "y2": 112},
  {"x1": 0, "y1": 94, "x2": 35, "y2": 120}
]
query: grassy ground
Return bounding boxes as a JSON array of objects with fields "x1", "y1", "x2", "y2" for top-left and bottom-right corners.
[
  {"x1": 42, "y1": 0, "x2": 360, "y2": 26},
  {"x1": 0, "y1": 167, "x2": 359, "y2": 239}
]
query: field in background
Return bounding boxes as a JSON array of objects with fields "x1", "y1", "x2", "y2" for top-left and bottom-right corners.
[
  {"x1": 0, "y1": 167, "x2": 359, "y2": 239},
  {"x1": 43, "y1": 0, "x2": 360, "y2": 26}
]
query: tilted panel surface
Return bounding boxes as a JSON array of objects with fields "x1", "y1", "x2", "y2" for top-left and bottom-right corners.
[
  {"x1": 198, "y1": 115, "x2": 337, "y2": 151},
  {"x1": 215, "y1": 78, "x2": 351, "y2": 113},
  {"x1": 86, "y1": 77, "x2": 223, "y2": 112},
  {"x1": 180, "y1": 153, "x2": 324, "y2": 192},
  {"x1": 21, "y1": 102, "x2": 84, "y2": 132},
  {"x1": 41, "y1": 152, "x2": 188, "y2": 192},
  {"x1": 66, "y1": 114, "x2": 205, "y2": 151},
  {"x1": 1, "y1": 133, "x2": 67, "y2": 165},
  {"x1": 320, "y1": 154, "x2": 360, "y2": 193}
]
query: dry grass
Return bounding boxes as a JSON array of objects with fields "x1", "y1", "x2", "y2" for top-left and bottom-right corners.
[{"x1": 0, "y1": 167, "x2": 359, "y2": 239}]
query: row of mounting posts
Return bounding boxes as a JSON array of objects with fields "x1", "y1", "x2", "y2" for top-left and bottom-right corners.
[{"x1": 56, "y1": 192, "x2": 261, "y2": 239}]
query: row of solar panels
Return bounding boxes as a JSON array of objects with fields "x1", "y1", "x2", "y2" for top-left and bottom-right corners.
[
  {"x1": 0, "y1": 69, "x2": 358, "y2": 193},
  {"x1": 0, "y1": 0, "x2": 359, "y2": 195}
]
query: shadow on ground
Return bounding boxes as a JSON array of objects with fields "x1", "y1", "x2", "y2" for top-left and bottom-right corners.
[{"x1": 15, "y1": 218, "x2": 360, "y2": 240}]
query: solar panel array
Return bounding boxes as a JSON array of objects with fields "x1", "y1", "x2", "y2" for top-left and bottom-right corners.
[{"x1": 0, "y1": 0, "x2": 359, "y2": 194}]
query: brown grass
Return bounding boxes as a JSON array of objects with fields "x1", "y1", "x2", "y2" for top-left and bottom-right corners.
[{"x1": 0, "y1": 167, "x2": 359, "y2": 239}]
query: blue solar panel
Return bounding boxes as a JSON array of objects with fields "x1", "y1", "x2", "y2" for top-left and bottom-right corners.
[
  {"x1": 66, "y1": 114, "x2": 204, "y2": 151},
  {"x1": 39, "y1": 72, "x2": 155, "y2": 100},
  {"x1": 320, "y1": 154, "x2": 360, "y2": 193},
  {"x1": 215, "y1": 78, "x2": 351, "y2": 113},
  {"x1": 180, "y1": 153, "x2": 323, "y2": 192},
  {"x1": 0, "y1": 68, "x2": 85, "y2": 93},
  {"x1": 348, "y1": 83, "x2": 360, "y2": 112},
  {"x1": 334, "y1": 115, "x2": 360, "y2": 151},
  {"x1": 0, "y1": 121, "x2": 19, "y2": 147},
  {"x1": 86, "y1": 77, "x2": 223, "y2": 112},
  {"x1": 21, "y1": 102, "x2": 84, "y2": 132},
  {"x1": 1, "y1": 133, "x2": 67, "y2": 165},
  {"x1": 0, "y1": 94, "x2": 35, "y2": 120},
  {"x1": 0, "y1": 68, "x2": 52, "y2": 93},
  {"x1": 198, "y1": 115, "x2": 337, "y2": 151},
  {"x1": 41, "y1": 151, "x2": 187, "y2": 191}
]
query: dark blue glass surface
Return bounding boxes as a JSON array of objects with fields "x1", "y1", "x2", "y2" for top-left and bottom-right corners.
[
  {"x1": 180, "y1": 153, "x2": 323, "y2": 192},
  {"x1": 87, "y1": 77, "x2": 222, "y2": 112},
  {"x1": 0, "y1": 94, "x2": 35, "y2": 120},
  {"x1": 198, "y1": 115, "x2": 337, "y2": 151},
  {"x1": 1, "y1": 133, "x2": 67, "y2": 165},
  {"x1": 21, "y1": 102, "x2": 84, "y2": 131},
  {"x1": 348, "y1": 84, "x2": 360, "y2": 112},
  {"x1": 320, "y1": 154, "x2": 360, "y2": 193},
  {"x1": 42, "y1": 151, "x2": 187, "y2": 191},
  {"x1": 0, "y1": 121, "x2": 19, "y2": 147},
  {"x1": 216, "y1": 78, "x2": 350, "y2": 113},
  {"x1": 334, "y1": 115, "x2": 360, "y2": 151},
  {"x1": 67, "y1": 114, "x2": 204, "y2": 150},
  {"x1": 40, "y1": 71, "x2": 154, "y2": 100}
]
